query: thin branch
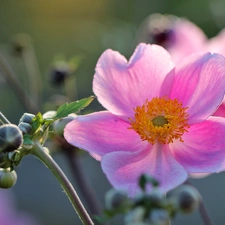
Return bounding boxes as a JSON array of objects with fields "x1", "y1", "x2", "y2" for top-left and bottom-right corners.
[
  {"x1": 0, "y1": 53, "x2": 39, "y2": 113},
  {"x1": 0, "y1": 111, "x2": 10, "y2": 124},
  {"x1": 185, "y1": 179, "x2": 215, "y2": 225}
]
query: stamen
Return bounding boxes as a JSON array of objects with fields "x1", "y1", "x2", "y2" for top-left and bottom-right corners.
[{"x1": 129, "y1": 96, "x2": 190, "y2": 145}]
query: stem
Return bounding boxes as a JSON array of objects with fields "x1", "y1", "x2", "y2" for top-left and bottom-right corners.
[
  {"x1": 0, "y1": 53, "x2": 39, "y2": 113},
  {"x1": 0, "y1": 112, "x2": 10, "y2": 124},
  {"x1": 198, "y1": 199, "x2": 215, "y2": 225},
  {"x1": 31, "y1": 141, "x2": 94, "y2": 225},
  {"x1": 64, "y1": 147, "x2": 103, "y2": 215},
  {"x1": 22, "y1": 44, "x2": 42, "y2": 109},
  {"x1": 185, "y1": 180, "x2": 214, "y2": 225}
]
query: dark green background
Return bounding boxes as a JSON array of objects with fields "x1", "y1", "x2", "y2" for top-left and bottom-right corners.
[{"x1": 0, "y1": 0, "x2": 225, "y2": 224}]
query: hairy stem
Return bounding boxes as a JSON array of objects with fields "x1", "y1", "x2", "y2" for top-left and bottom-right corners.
[{"x1": 31, "y1": 141, "x2": 94, "y2": 225}]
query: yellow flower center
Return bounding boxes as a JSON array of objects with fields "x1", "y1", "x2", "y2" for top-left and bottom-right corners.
[{"x1": 129, "y1": 96, "x2": 190, "y2": 145}]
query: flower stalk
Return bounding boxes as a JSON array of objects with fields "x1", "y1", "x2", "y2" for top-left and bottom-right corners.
[
  {"x1": 0, "y1": 112, "x2": 10, "y2": 124},
  {"x1": 0, "y1": 53, "x2": 38, "y2": 113},
  {"x1": 31, "y1": 141, "x2": 94, "y2": 225}
]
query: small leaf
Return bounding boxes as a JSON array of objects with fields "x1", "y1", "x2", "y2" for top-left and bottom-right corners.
[
  {"x1": 53, "y1": 96, "x2": 94, "y2": 120},
  {"x1": 139, "y1": 174, "x2": 159, "y2": 191},
  {"x1": 23, "y1": 134, "x2": 34, "y2": 146},
  {"x1": 31, "y1": 112, "x2": 44, "y2": 133}
]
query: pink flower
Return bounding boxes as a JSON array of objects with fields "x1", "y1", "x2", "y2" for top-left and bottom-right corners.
[
  {"x1": 64, "y1": 43, "x2": 225, "y2": 196},
  {"x1": 136, "y1": 14, "x2": 207, "y2": 63}
]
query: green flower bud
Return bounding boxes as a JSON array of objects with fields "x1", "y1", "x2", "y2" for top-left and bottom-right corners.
[
  {"x1": 43, "y1": 111, "x2": 56, "y2": 119},
  {"x1": 105, "y1": 188, "x2": 133, "y2": 211},
  {"x1": 18, "y1": 122, "x2": 32, "y2": 135},
  {"x1": 19, "y1": 113, "x2": 35, "y2": 124},
  {"x1": 0, "y1": 168, "x2": 17, "y2": 188},
  {"x1": 0, "y1": 124, "x2": 23, "y2": 153},
  {"x1": 53, "y1": 115, "x2": 75, "y2": 137},
  {"x1": 168, "y1": 184, "x2": 201, "y2": 214}
]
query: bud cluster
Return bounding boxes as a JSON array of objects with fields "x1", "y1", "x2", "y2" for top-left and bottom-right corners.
[
  {"x1": 99, "y1": 175, "x2": 201, "y2": 225},
  {"x1": 0, "y1": 124, "x2": 23, "y2": 189}
]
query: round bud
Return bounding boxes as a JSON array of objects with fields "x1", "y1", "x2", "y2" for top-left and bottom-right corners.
[
  {"x1": 50, "y1": 62, "x2": 71, "y2": 85},
  {"x1": 0, "y1": 168, "x2": 17, "y2": 188},
  {"x1": 43, "y1": 110, "x2": 56, "y2": 119},
  {"x1": 53, "y1": 116, "x2": 75, "y2": 137},
  {"x1": 168, "y1": 184, "x2": 201, "y2": 214},
  {"x1": 105, "y1": 188, "x2": 132, "y2": 211},
  {"x1": 18, "y1": 122, "x2": 32, "y2": 135},
  {"x1": 150, "y1": 209, "x2": 170, "y2": 225},
  {"x1": 136, "y1": 14, "x2": 177, "y2": 49},
  {"x1": 124, "y1": 206, "x2": 146, "y2": 225},
  {"x1": 0, "y1": 124, "x2": 23, "y2": 153},
  {"x1": 19, "y1": 113, "x2": 35, "y2": 124},
  {"x1": 11, "y1": 33, "x2": 31, "y2": 55}
]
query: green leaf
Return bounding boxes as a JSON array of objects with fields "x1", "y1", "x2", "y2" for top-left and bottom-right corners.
[
  {"x1": 139, "y1": 174, "x2": 159, "y2": 191},
  {"x1": 23, "y1": 134, "x2": 34, "y2": 146},
  {"x1": 53, "y1": 96, "x2": 94, "y2": 120}
]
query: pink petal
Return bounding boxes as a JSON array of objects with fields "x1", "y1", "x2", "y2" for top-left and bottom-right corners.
[
  {"x1": 64, "y1": 111, "x2": 145, "y2": 160},
  {"x1": 101, "y1": 144, "x2": 188, "y2": 196},
  {"x1": 170, "y1": 116, "x2": 225, "y2": 173},
  {"x1": 170, "y1": 52, "x2": 225, "y2": 124},
  {"x1": 213, "y1": 96, "x2": 225, "y2": 117},
  {"x1": 93, "y1": 43, "x2": 174, "y2": 119},
  {"x1": 169, "y1": 18, "x2": 207, "y2": 63}
]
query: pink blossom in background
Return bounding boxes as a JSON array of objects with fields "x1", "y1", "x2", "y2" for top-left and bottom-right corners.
[
  {"x1": 136, "y1": 14, "x2": 207, "y2": 64},
  {"x1": 65, "y1": 43, "x2": 225, "y2": 196},
  {"x1": 0, "y1": 190, "x2": 39, "y2": 225}
]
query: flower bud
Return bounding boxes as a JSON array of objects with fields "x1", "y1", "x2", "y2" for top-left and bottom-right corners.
[
  {"x1": 0, "y1": 124, "x2": 23, "y2": 153},
  {"x1": 168, "y1": 184, "x2": 201, "y2": 214},
  {"x1": 136, "y1": 14, "x2": 176, "y2": 49},
  {"x1": 18, "y1": 122, "x2": 32, "y2": 135},
  {"x1": 11, "y1": 33, "x2": 31, "y2": 55},
  {"x1": 124, "y1": 206, "x2": 146, "y2": 224},
  {"x1": 53, "y1": 115, "x2": 76, "y2": 137},
  {"x1": 19, "y1": 113, "x2": 35, "y2": 124},
  {"x1": 0, "y1": 168, "x2": 17, "y2": 188},
  {"x1": 150, "y1": 209, "x2": 170, "y2": 225},
  {"x1": 105, "y1": 188, "x2": 132, "y2": 211},
  {"x1": 43, "y1": 111, "x2": 56, "y2": 119},
  {"x1": 50, "y1": 62, "x2": 71, "y2": 85}
]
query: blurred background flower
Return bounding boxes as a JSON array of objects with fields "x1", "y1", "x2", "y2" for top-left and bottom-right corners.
[{"x1": 0, "y1": 189, "x2": 39, "y2": 225}]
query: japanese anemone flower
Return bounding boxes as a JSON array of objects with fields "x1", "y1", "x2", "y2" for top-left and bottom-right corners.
[{"x1": 64, "y1": 43, "x2": 225, "y2": 196}]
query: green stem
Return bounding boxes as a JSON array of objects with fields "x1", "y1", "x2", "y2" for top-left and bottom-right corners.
[{"x1": 31, "y1": 141, "x2": 94, "y2": 225}]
